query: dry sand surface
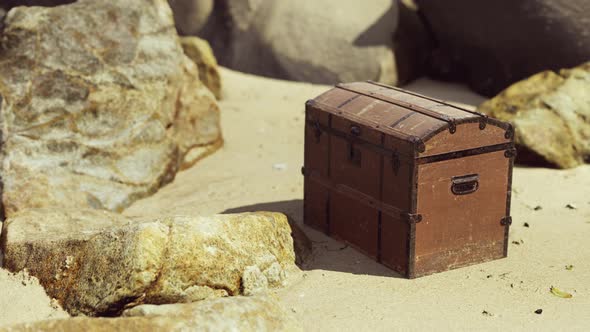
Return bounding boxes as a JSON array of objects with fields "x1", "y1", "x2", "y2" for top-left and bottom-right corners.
[
  {"x1": 127, "y1": 69, "x2": 590, "y2": 331},
  {"x1": 0, "y1": 269, "x2": 68, "y2": 326},
  {"x1": 1, "y1": 68, "x2": 588, "y2": 330}
]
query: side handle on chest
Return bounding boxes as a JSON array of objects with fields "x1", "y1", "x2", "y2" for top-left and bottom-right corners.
[{"x1": 451, "y1": 174, "x2": 479, "y2": 195}]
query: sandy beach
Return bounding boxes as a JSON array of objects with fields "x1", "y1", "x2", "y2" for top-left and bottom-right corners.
[
  {"x1": 129, "y1": 68, "x2": 590, "y2": 331},
  {"x1": 1, "y1": 68, "x2": 589, "y2": 330}
]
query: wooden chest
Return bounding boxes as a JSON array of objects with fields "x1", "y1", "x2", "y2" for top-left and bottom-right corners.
[{"x1": 302, "y1": 81, "x2": 515, "y2": 278}]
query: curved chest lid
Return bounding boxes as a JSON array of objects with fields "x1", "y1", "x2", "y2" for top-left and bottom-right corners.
[{"x1": 310, "y1": 81, "x2": 513, "y2": 157}]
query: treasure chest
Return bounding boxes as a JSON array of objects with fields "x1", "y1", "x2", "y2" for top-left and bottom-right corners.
[{"x1": 302, "y1": 81, "x2": 515, "y2": 278}]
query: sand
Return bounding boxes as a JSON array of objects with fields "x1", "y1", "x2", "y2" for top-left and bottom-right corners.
[
  {"x1": 126, "y1": 69, "x2": 590, "y2": 331},
  {"x1": 1, "y1": 68, "x2": 588, "y2": 329},
  {"x1": 0, "y1": 269, "x2": 68, "y2": 327}
]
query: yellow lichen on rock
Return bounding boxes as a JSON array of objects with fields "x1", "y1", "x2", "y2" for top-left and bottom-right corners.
[
  {"x1": 181, "y1": 36, "x2": 222, "y2": 99},
  {"x1": 0, "y1": 210, "x2": 296, "y2": 316},
  {"x1": 478, "y1": 62, "x2": 590, "y2": 168}
]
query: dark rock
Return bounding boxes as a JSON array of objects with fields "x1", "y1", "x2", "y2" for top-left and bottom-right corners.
[{"x1": 416, "y1": 0, "x2": 590, "y2": 96}]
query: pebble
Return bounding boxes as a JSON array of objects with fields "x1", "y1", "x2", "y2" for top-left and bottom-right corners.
[{"x1": 273, "y1": 163, "x2": 287, "y2": 171}]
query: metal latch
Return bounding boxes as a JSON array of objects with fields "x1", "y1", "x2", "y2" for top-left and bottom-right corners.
[{"x1": 500, "y1": 216, "x2": 512, "y2": 226}]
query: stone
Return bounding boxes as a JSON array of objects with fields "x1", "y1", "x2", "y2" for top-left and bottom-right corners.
[
  {"x1": 1, "y1": 210, "x2": 296, "y2": 316},
  {"x1": 416, "y1": 0, "x2": 590, "y2": 96},
  {"x1": 0, "y1": 0, "x2": 222, "y2": 217},
  {"x1": 477, "y1": 62, "x2": 590, "y2": 168},
  {"x1": 123, "y1": 296, "x2": 302, "y2": 331},
  {"x1": 168, "y1": 0, "x2": 214, "y2": 36},
  {"x1": 202, "y1": 0, "x2": 399, "y2": 85},
  {"x1": 393, "y1": 0, "x2": 433, "y2": 85},
  {"x1": 180, "y1": 36, "x2": 222, "y2": 99},
  {"x1": 242, "y1": 266, "x2": 269, "y2": 296},
  {"x1": 1, "y1": 296, "x2": 301, "y2": 332}
]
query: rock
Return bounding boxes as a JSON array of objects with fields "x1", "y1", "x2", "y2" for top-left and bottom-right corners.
[
  {"x1": 477, "y1": 62, "x2": 590, "y2": 168},
  {"x1": 122, "y1": 296, "x2": 302, "y2": 331},
  {"x1": 2, "y1": 296, "x2": 301, "y2": 332},
  {"x1": 180, "y1": 36, "x2": 222, "y2": 99},
  {"x1": 415, "y1": 0, "x2": 590, "y2": 96},
  {"x1": 0, "y1": 0, "x2": 222, "y2": 217},
  {"x1": 242, "y1": 266, "x2": 269, "y2": 296},
  {"x1": 1, "y1": 0, "x2": 75, "y2": 8},
  {"x1": 168, "y1": 0, "x2": 214, "y2": 36},
  {"x1": 1, "y1": 210, "x2": 296, "y2": 316},
  {"x1": 202, "y1": 0, "x2": 399, "y2": 85},
  {"x1": 393, "y1": 0, "x2": 434, "y2": 85}
]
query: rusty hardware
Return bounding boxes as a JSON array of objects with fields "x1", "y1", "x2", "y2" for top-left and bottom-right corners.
[
  {"x1": 451, "y1": 174, "x2": 479, "y2": 195},
  {"x1": 404, "y1": 213, "x2": 423, "y2": 224},
  {"x1": 303, "y1": 81, "x2": 515, "y2": 278},
  {"x1": 479, "y1": 116, "x2": 488, "y2": 130},
  {"x1": 449, "y1": 120, "x2": 457, "y2": 134},
  {"x1": 500, "y1": 216, "x2": 512, "y2": 226},
  {"x1": 350, "y1": 125, "x2": 361, "y2": 136},
  {"x1": 410, "y1": 136, "x2": 426, "y2": 153},
  {"x1": 504, "y1": 124, "x2": 514, "y2": 139},
  {"x1": 504, "y1": 148, "x2": 517, "y2": 158}
]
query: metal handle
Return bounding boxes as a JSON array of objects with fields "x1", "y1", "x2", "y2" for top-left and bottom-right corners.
[{"x1": 451, "y1": 174, "x2": 479, "y2": 195}]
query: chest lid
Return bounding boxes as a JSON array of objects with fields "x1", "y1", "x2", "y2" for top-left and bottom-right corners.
[{"x1": 309, "y1": 81, "x2": 513, "y2": 158}]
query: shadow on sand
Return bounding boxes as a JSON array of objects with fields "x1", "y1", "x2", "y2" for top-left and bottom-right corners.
[{"x1": 222, "y1": 199, "x2": 403, "y2": 279}]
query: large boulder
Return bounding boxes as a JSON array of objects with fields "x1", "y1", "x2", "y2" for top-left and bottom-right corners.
[
  {"x1": 2, "y1": 296, "x2": 301, "y2": 332},
  {"x1": 1, "y1": 210, "x2": 296, "y2": 316},
  {"x1": 180, "y1": 36, "x2": 222, "y2": 99},
  {"x1": 477, "y1": 62, "x2": 590, "y2": 168},
  {"x1": 200, "y1": 0, "x2": 400, "y2": 85},
  {"x1": 0, "y1": 0, "x2": 222, "y2": 217},
  {"x1": 416, "y1": 0, "x2": 590, "y2": 96}
]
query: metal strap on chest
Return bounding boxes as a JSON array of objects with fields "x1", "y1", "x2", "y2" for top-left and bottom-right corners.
[
  {"x1": 337, "y1": 82, "x2": 488, "y2": 134},
  {"x1": 302, "y1": 167, "x2": 422, "y2": 224}
]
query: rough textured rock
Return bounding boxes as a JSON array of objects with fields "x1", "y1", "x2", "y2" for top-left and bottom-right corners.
[
  {"x1": 416, "y1": 0, "x2": 590, "y2": 96},
  {"x1": 0, "y1": 0, "x2": 222, "y2": 217},
  {"x1": 1, "y1": 210, "x2": 295, "y2": 316},
  {"x1": 123, "y1": 296, "x2": 302, "y2": 331},
  {"x1": 2, "y1": 296, "x2": 301, "y2": 332},
  {"x1": 201, "y1": 0, "x2": 399, "y2": 85},
  {"x1": 168, "y1": 0, "x2": 214, "y2": 36},
  {"x1": 478, "y1": 62, "x2": 590, "y2": 168},
  {"x1": 181, "y1": 36, "x2": 222, "y2": 99}
]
